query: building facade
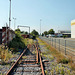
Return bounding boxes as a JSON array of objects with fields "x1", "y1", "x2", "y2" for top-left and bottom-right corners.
[
  {"x1": 0, "y1": 29, "x2": 2, "y2": 44},
  {"x1": 0, "y1": 27, "x2": 15, "y2": 44},
  {"x1": 71, "y1": 19, "x2": 75, "y2": 38}
]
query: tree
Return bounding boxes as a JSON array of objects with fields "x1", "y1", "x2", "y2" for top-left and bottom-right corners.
[
  {"x1": 42, "y1": 33, "x2": 44, "y2": 36},
  {"x1": 48, "y1": 29, "x2": 55, "y2": 34},
  {"x1": 15, "y1": 28, "x2": 21, "y2": 35},
  {"x1": 21, "y1": 31, "x2": 24, "y2": 34},
  {"x1": 8, "y1": 34, "x2": 25, "y2": 52},
  {"x1": 25, "y1": 31, "x2": 28, "y2": 34},
  {"x1": 43, "y1": 31, "x2": 48, "y2": 36},
  {"x1": 15, "y1": 28, "x2": 20, "y2": 32},
  {"x1": 31, "y1": 30, "x2": 39, "y2": 36}
]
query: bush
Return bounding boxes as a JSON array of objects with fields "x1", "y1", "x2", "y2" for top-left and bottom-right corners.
[
  {"x1": 58, "y1": 58, "x2": 70, "y2": 64},
  {"x1": 8, "y1": 34, "x2": 25, "y2": 52},
  {"x1": 63, "y1": 35, "x2": 67, "y2": 38}
]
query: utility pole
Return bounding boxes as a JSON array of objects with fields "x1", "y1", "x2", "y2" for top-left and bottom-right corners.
[
  {"x1": 6, "y1": 23, "x2": 7, "y2": 44},
  {"x1": 9, "y1": 0, "x2": 11, "y2": 28},
  {"x1": 13, "y1": 17, "x2": 16, "y2": 30},
  {"x1": 40, "y1": 19, "x2": 42, "y2": 35},
  {"x1": 9, "y1": 0, "x2": 11, "y2": 42}
]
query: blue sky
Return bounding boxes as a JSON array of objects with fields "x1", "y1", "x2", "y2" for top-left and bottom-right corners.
[{"x1": 0, "y1": 0, "x2": 75, "y2": 33}]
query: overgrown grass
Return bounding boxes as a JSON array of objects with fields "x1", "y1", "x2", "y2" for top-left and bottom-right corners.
[
  {"x1": 37, "y1": 38, "x2": 75, "y2": 70},
  {"x1": 0, "y1": 45, "x2": 13, "y2": 64},
  {"x1": 23, "y1": 38, "x2": 34, "y2": 46}
]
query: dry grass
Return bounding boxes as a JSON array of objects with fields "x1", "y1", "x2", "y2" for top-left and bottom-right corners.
[
  {"x1": 0, "y1": 45, "x2": 13, "y2": 63},
  {"x1": 37, "y1": 38, "x2": 75, "y2": 70}
]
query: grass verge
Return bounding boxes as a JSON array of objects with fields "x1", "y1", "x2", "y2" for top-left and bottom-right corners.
[{"x1": 37, "y1": 38, "x2": 75, "y2": 70}]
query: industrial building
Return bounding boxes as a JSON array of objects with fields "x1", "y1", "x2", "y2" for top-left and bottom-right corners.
[
  {"x1": 0, "y1": 26, "x2": 15, "y2": 44},
  {"x1": 58, "y1": 30, "x2": 71, "y2": 37},
  {"x1": 71, "y1": 19, "x2": 75, "y2": 38}
]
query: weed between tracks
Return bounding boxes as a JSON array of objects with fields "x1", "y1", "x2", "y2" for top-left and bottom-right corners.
[{"x1": 37, "y1": 38, "x2": 75, "y2": 74}]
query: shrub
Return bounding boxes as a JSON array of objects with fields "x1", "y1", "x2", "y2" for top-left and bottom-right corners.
[
  {"x1": 58, "y1": 58, "x2": 70, "y2": 64},
  {"x1": 63, "y1": 35, "x2": 67, "y2": 38},
  {"x1": 8, "y1": 34, "x2": 25, "y2": 52}
]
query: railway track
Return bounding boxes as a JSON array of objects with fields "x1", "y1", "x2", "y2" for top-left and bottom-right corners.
[{"x1": 6, "y1": 42, "x2": 45, "y2": 75}]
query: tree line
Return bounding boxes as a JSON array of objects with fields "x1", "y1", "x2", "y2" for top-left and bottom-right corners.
[
  {"x1": 15, "y1": 28, "x2": 55, "y2": 36},
  {"x1": 42, "y1": 29, "x2": 55, "y2": 36}
]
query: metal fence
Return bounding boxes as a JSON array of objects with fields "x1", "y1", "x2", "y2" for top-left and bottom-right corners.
[{"x1": 39, "y1": 36, "x2": 75, "y2": 61}]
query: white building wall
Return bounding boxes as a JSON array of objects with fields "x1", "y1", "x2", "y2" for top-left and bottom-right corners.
[
  {"x1": 71, "y1": 25, "x2": 75, "y2": 38},
  {"x1": 71, "y1": 19, "x2": 75, "y2": 38}
]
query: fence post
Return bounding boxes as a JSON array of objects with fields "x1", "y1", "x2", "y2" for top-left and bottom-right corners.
[
  {"x1": 52, "y1": 38, "x2": 53, "y2": 46},
  {"x1": 51, "y1": 39, "x2": 52, "y2": 45},
  {"x1": 65, "y1": 40, "x2": 66, "y2": 55},
  {"x1": 50, "y1": 38, "x2": 51, "y2": 44},
  {"x1": 59, "y1": 39, "x2": 60, "y2": 51},
  {"x1": 55, "y1": 39, "x2": 56, "y2": 48}
]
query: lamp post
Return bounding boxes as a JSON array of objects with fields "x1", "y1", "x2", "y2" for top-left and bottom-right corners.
[
  {"x1": 40, "y1": 19, "x2": 42, "y2": 36},
  {"x1": 13, "y1": 17, "x2": 16, "y2": 30},
  {"x1": 9, "y1": 0, "x2": 11, "y2": 28}
]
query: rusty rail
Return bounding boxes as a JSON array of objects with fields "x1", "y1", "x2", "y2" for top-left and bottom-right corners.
[
  {"x1": 36, "y1": 47, "x2": 39, "y2": 63},
  {"x1": 36, "y1": 42, "x2": 45, "y2": 75},
  {"x1": 6, "y1": 43, "x2": 45, "y2": 75},
  {"x1": 6, "y1": 48, "x2": 27, "y2": 75},
  {"x1": 39, "y1": 50, "x2": 45, "y2": 75}
]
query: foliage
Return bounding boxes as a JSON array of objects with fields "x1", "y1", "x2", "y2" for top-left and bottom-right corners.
[
  {"x1": 8, "y1": 31, "x2": 25, "y2": 52},
  {"x1": 31, "y1": 30, "x2": 39, "y2": 36},
  {"x1": 58, "y1": 58, "x2": 70, "y2": 64},
  {"x1": 15, "y1": 28, "x2": 20, "y2": 31},
  {"x1": 0, "y1": 45, "x2": 13, "y2": 63},
  {"x1": 21, "y1": 31, "x2": 24, "y2": 34},
  {"x1": 9, "y1": 36, "x2": 25, "y2": 52},
  {"x1": 48, "y1": 29, "x2": 55, "y2": 34},
  {"x1": 42, "y1": 33, "x2": 44, "y2": 36},
  {"x1": 63, "y1": 35, "x2": 67, "y2": 38},
  {"x1": 43, "y1": 31, "x2": 48, "y2": 36},
  {"x1": 24, "y1": 31, "x2": 28, "y2": 34},
  {"x1": 21, "y1": 31, "x2": 28, "y2": 35}
]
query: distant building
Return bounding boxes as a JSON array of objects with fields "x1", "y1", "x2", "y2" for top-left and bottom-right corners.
[
  {"x1": 55, "y1": 33, "x2": 63, "y2": 37},
  {"x1": 58, "y1": 30, "x2": 71, "y2": 37},
  {"x1": 21, "y1": 34, "x2": 29, "y2": 38},
  {"x1": 71, "y1": 19, "x2": 75, "y2": 38},
  {"x1": 0, "y1": 26, "x2": 15, "y2": 44}
]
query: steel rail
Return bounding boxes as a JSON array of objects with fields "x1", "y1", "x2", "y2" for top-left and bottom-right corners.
[
  {"x1": 35, "y1": 41, "x2": 45, "y2": 75},
  {"x1": 6, "y1": 48, "x2": 27, "y2": 75},
  {"x1": 39, "y1": 50, "x2": 45, "y2": 75}
]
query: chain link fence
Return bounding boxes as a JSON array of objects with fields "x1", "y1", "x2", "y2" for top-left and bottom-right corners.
[{"x1": 39, "y1": 36, "x2": 75, "y2": 61}]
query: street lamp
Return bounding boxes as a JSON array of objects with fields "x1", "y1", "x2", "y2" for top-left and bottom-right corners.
[
  {"x1": 13, "y1": 17, "x2": 16, "y2": 30},
  {"x1": 9, "y1": 0, "x2": 11, "y2": 28},
  {"x1": 40, "y1": 19, "x2": 42, "y2": 35}
]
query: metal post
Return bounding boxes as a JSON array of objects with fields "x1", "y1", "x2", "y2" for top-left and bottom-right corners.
[
  {"x1": 9, "y1": 0, "x2": 11, "y2": 28},
  {"x1": 65, "y1": 40, "x2": 66, "y2": 55},
  {"x1": 29, "y1": 27, "x2": 30, "y2": 38},
  {"x1": 6, "y1": 23, "x2": 7, "y2": 44},
  {"x1": 40, "y1": 19, "x2": 42, "y2": 35},
  {"x1": 55, "y1": 39, "x2": 56, "y2": 48},
  {"x1": 59, "y1": 39, "x2": 60, "y2": 51},
  {"x1": 13, "y1": 17, "x2": 16, "y2": 30},
  {"x1": 51, "y1": 38, "x2": 52, "y2": 45},
  {"x1": 52, "y1": 38, "x2": 53, "y2": 46},
  {"x1": 50, "y1": 38, "x2": 51, "y2": 45}
]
